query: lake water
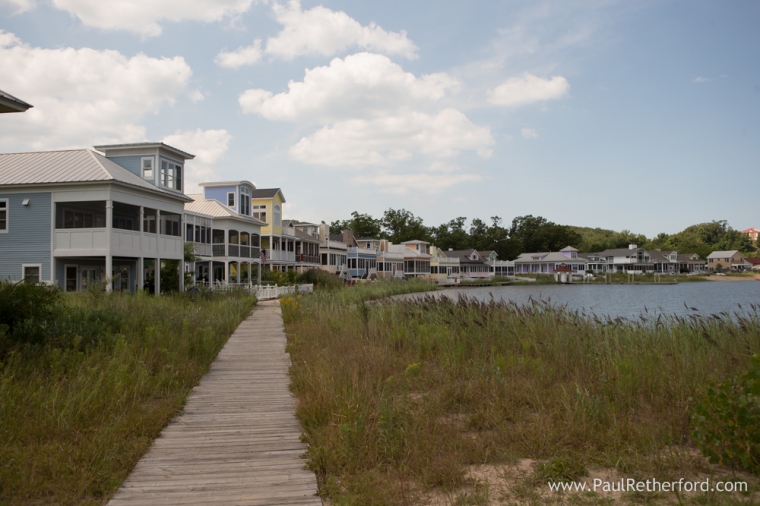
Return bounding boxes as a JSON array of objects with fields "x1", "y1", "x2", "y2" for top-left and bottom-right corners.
[{"x1": 400, "y1": 281, "x2": 760, "y2": 319}]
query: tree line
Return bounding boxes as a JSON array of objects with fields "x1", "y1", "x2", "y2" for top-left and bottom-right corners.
[{"x1": 330, "y1": 209, "x2": 757, "y2": 261}]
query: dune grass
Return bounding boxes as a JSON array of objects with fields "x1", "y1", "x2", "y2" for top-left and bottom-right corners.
[
  {"x1": 285, "y1": 288, "x2": 760, "y2": 504},
  {"x1": 0, "y1": 289, "x2": 256, "y2": 505}
]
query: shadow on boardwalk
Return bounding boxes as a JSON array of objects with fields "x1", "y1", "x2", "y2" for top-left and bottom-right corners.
[{"x1": 109, "y1": 301, "x2": 321, "y2": 506}]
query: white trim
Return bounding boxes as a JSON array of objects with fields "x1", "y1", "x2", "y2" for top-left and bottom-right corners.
[
  {"x1": 227, "y1": 192, "x2": 236, "y2": 208},
  {"x1": 0, "y1": 198, "x2": 7, "y2": 233},
  {"x1": 64, "y1": 264, "x2": 79, "y2": 292},
  {"x1": 21, "y1": 263, "x2": 42, "y2": 283}
]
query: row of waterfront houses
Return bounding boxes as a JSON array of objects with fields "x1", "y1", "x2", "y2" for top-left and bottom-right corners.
[{"x1": 0, "y1": 141, "x2": 750, "y2": 292}]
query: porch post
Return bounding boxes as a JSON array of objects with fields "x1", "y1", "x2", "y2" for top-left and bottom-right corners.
[
  {"x1": 209, "y1": 260, "x2": 214, "y2": 287},
  {"x1": 155, "y1": 257, "x2": 161, "y2": 295},
  {"x1": 105, "y1": 199, "x2": 113, "y2": 292},
  {"x1": 179, "y1": 259, "x2": 184, "y2": 293},
  {"x1": 137, "y1": 257, "x2": 144, "y2": 293},
  {"x1": 257, "y1": 261, "x2": 262, "y2": 285},
  {"x1": 224, "y1": 261, "x2": 229, "y2": 285},
  {"x1": 105, "y1": 254, "x2": 113, "y2": 293},
  {"x1": 236, "y1": 262, "x2": 240, "y2": 284}
]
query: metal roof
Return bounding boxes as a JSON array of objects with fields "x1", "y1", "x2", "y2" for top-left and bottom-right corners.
[
  {"x1": 0, "y1": 149, "x2": 191, "y2": 201},
  {"x1": 93, "y1": 142, "x2": 195, "y2": 160},
  {"x1": 199, "y1": 181, "x2": 256, "y2": 189},
  {"x1": 0, "y1": 89, "x2": 33, "y2": 113},
  {"x1": 184, "y1": 194, "x2": 267, "y2": 225},
  {"x1": 706, "y1": 250, "x2": 742, "y2": 258}
]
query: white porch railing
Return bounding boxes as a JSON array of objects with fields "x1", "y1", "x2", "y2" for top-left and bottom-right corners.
[{"x1": 193, "y1": 282, "x2": 313, "y2": 300}]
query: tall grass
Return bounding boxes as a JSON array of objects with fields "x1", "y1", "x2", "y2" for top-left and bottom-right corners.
[
  {"x1": 285, "y1": 291, "x2": 760, "y2": 504},
  {"x1": 0, "y1": 289, "x2": 256, "y2": 505}
]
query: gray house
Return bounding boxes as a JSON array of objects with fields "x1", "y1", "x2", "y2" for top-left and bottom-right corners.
[{"x1": 0, "y1": 143, "x2": 194, "y2": 292}]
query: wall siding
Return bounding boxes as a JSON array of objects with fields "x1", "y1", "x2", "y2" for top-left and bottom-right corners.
[
  {"x1": 205, "y1": 186, "x2": 235, "y2": 206},
  {"x1": 107, "y1": 155, "x2": 146, "y2": 178},
  {"x1": 0, "y1": 192, "x2": 52, "y2": 281}
]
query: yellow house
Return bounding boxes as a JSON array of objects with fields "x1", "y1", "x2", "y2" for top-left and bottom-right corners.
[
  {"x1": 250, "y1": 188, "x2": 297, "y2": 271},
  {"x1": 430, "y1": 246, "x2": 460, "y2": 282}
]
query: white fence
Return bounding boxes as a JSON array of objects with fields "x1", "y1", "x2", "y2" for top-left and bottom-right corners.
[{"x1": 252, "y1": 284, "x2": 314, "y2": 300}]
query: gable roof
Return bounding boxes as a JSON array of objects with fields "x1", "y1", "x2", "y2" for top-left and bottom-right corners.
[
  {"x1": 250, "y1": 188, "x2": 286, "y2": 202},
  {"x1": 444, "y1": 249, "x2": 487, "y2": 264},
  {"x1": 478, "y1": 250, "x2": 497, "y2": 258},
  {"x1": 597, "y1": 247, "x2": 647, "y2": 257},
  {"x1": 742, "y1": 228, "x2": 760, "y2": 233},
  {"x1": 0, "y1": 149, "x2": 191, "y2": 201},
  {"x1": 185, "y1": 194, "x2": 267, "y2": 225},
  {"x1": 707, "y1": 250, "x2": 742, "y2": 259},
  {"x1": 0, "y1": 89, "x2": 32, "y2": 113},
  {"x1": 293, "y1": 228, "x2": 321, "y2": 243},
  {"x1": 746, "y1": 258, "x2": 760, "y2": 265}
]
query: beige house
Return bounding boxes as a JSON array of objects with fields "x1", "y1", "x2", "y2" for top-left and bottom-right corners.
[
  {"x1": 706, "y1": 250, "x2": 752, "y2": 271},
  {"x1": 430, "y1": 246, "x2": 460, "y2": 282}
]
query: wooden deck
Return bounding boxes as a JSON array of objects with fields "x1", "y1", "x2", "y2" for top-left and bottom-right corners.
[{"x1": 109, "y1": 301, "x2": 321, "y2": 506}]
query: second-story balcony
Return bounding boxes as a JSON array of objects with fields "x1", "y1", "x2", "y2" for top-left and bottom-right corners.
[
  {"x1": 298, "y1": 254, "x2": 320, "y2": 264},
  {"x1": 267, "y1": 250, "x2": 296, "y2": 262}
]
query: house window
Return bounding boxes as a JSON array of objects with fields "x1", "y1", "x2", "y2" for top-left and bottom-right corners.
[
  {"x1": 143, "y1": 208, "x2": 157, "y2": 233},
  {"x1": 141, "y1": 157, "x2": 154, "y2": 180},
  {"x1": 274, "y1": 205, "x2": 281, "y2": 226},
  {"x1": 112, "y1": 201, "x2": 140, "y2": 231},
  {"x1": 252, "y1": 205, "x2": 267, "y2": 222},
  {"x1": 55, "y1": 202, "x2": 106, "y2": 229},
  {"x1": 160, "y1": 212, "x2": 181, "y2": 237},
  {"x1": 160, "y1": 160, "x2": 182, "y2": 190},
  {"x1": 22, "y1": 264, "x2": 41, "y2": 284},
  {"x1": 240, "y1": 188, "x2": 251, "y2": 216},
  {"x1": 0, "y1": 199, "x2": 7, "y2": 232},
  {"x1": 227, "y1": 192, "x2": 235, "y2": 208}
]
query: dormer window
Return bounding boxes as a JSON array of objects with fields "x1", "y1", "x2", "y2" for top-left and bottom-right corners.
[
  {"x1": 240, "y1": 187, "x2": 251, "y2": 216},
  {"x1": 227, "y1": 192, "x2": 235, "y2": 208},
  {"x1": 141, "y1": 157, "x2": 153, "y2": 180},
  {"x1": 160, "y1": 160, "x2": 182, "y2": 191}
]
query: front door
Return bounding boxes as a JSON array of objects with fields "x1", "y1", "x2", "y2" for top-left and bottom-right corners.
[
  {"x1": 80, "y1": 267, "x2": 99, "y2": 291},
  {"x1": 112, "y1": 265, "x2": 130, "y2": 292},
  {"x1": 65, "y1": 265, "x2": 78, "y2": 292}
]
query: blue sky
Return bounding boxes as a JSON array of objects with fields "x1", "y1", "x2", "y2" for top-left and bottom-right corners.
[{"x1": 1, "y1": 0, "x2": 758, "y2": 236}]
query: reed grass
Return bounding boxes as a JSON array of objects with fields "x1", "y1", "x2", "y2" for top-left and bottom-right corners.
[
  {"x1": 285, "y1": 289, "x2": 760, "y2": 504},
  {"x1": 0, "y1": 290, "x2": 256, "y2": 505}
]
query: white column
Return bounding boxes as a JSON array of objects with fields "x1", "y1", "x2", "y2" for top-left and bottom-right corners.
[
  {"x1": 155, "y1": 258, "x2": 161, "y2": 295},
  {"x1": 257, "y1": 261, "x2": 261, "y2": 285},
  {"x1": 209, "y1": 260, "x2": 214, "y2": 286},
  {"x1": 105, "y1": 200, "x2": 113, "y2": 292},
  {"x1": 105, "y1": 254, "x2": 113, "y2": 293},
  {"x1": 224, "y1": 261, "x2": 228, "y2": 285},
  {"x1": 236, "y1": 262, "x2": 240, "y2": 284},
  {"x1": 137, "y1": 257, "x2": 144, "y2": 293}
]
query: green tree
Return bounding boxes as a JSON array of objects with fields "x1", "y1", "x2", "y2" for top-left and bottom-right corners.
[
  {"x1": 381, "y1": 208, "x2": 431, "y2": 243},
  {"x1": 329, "y1": 211, "x2": 383, "y2": 238},
  {"x1": 508, "y1": 215, "x2": 582, "y2": 255}
]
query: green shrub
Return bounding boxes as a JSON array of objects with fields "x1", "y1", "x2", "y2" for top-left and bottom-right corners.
[
  {"x1": 296, "y1": 268, "x2": 344, "y2": 290},
  {"x1": 0, "y1": 281, "x2": 62, "y2": 346},
  {"x1": 692, "y1": 353, "x2": 760, "y2": 474}
]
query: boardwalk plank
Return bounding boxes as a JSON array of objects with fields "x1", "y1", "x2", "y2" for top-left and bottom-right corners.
[{"x1": 108, "y1": 302, "x2": 321, "y2": 506}]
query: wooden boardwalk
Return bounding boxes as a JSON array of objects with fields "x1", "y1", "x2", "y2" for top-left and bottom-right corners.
[{"x1": 109, "y1": 301, "x2": 321, "y2": 506}]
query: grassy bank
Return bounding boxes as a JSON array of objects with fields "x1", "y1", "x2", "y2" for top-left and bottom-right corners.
[
  {"x1": 285, "y1": 290, "x2": 760, "y2": 504},
  {"x1": 0, "y1": 286, "x2": 256, "y2": 505}
]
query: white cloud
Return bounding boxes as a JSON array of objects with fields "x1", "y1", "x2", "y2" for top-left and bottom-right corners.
[
  {"x1": 0, "y1": 30, "x2": 192, "y2": 151},
  {"x1": 0, "y1": 0, "x2": 34, "y2": 13},
  {"x1": 187, "y1": 89, "x2": 205, "y2": 102},
  {"x1": 163, "y1": 128, "x2": 232, "y2": 192},
  {"x1": 215, "y1": 39, "x2": 263, "y2": 68},
  {"x1": 240, "y1": 52, "x2": 458, "y2": 122},
  {"x1": 521, "y1": 127, "x2": 538, "y2": 139},
  {"x1": 692, "y1": 76, "x2": 711, "y2": 83},
  {"x1": 289, "y1": 109, "x2": 493, "y2": 167},
  {"x1": 351, "y1": 169, "x2": 484, "y2": 195},
  {"x1": 488, "y1": 73, "x2": 569, "y2": 107},
  {"x1": 47, "y1": 0, "x2": 257, "y2": 37},
  {"x1": 264, "y1": 0, "x2": 417, "y2": 60}
]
